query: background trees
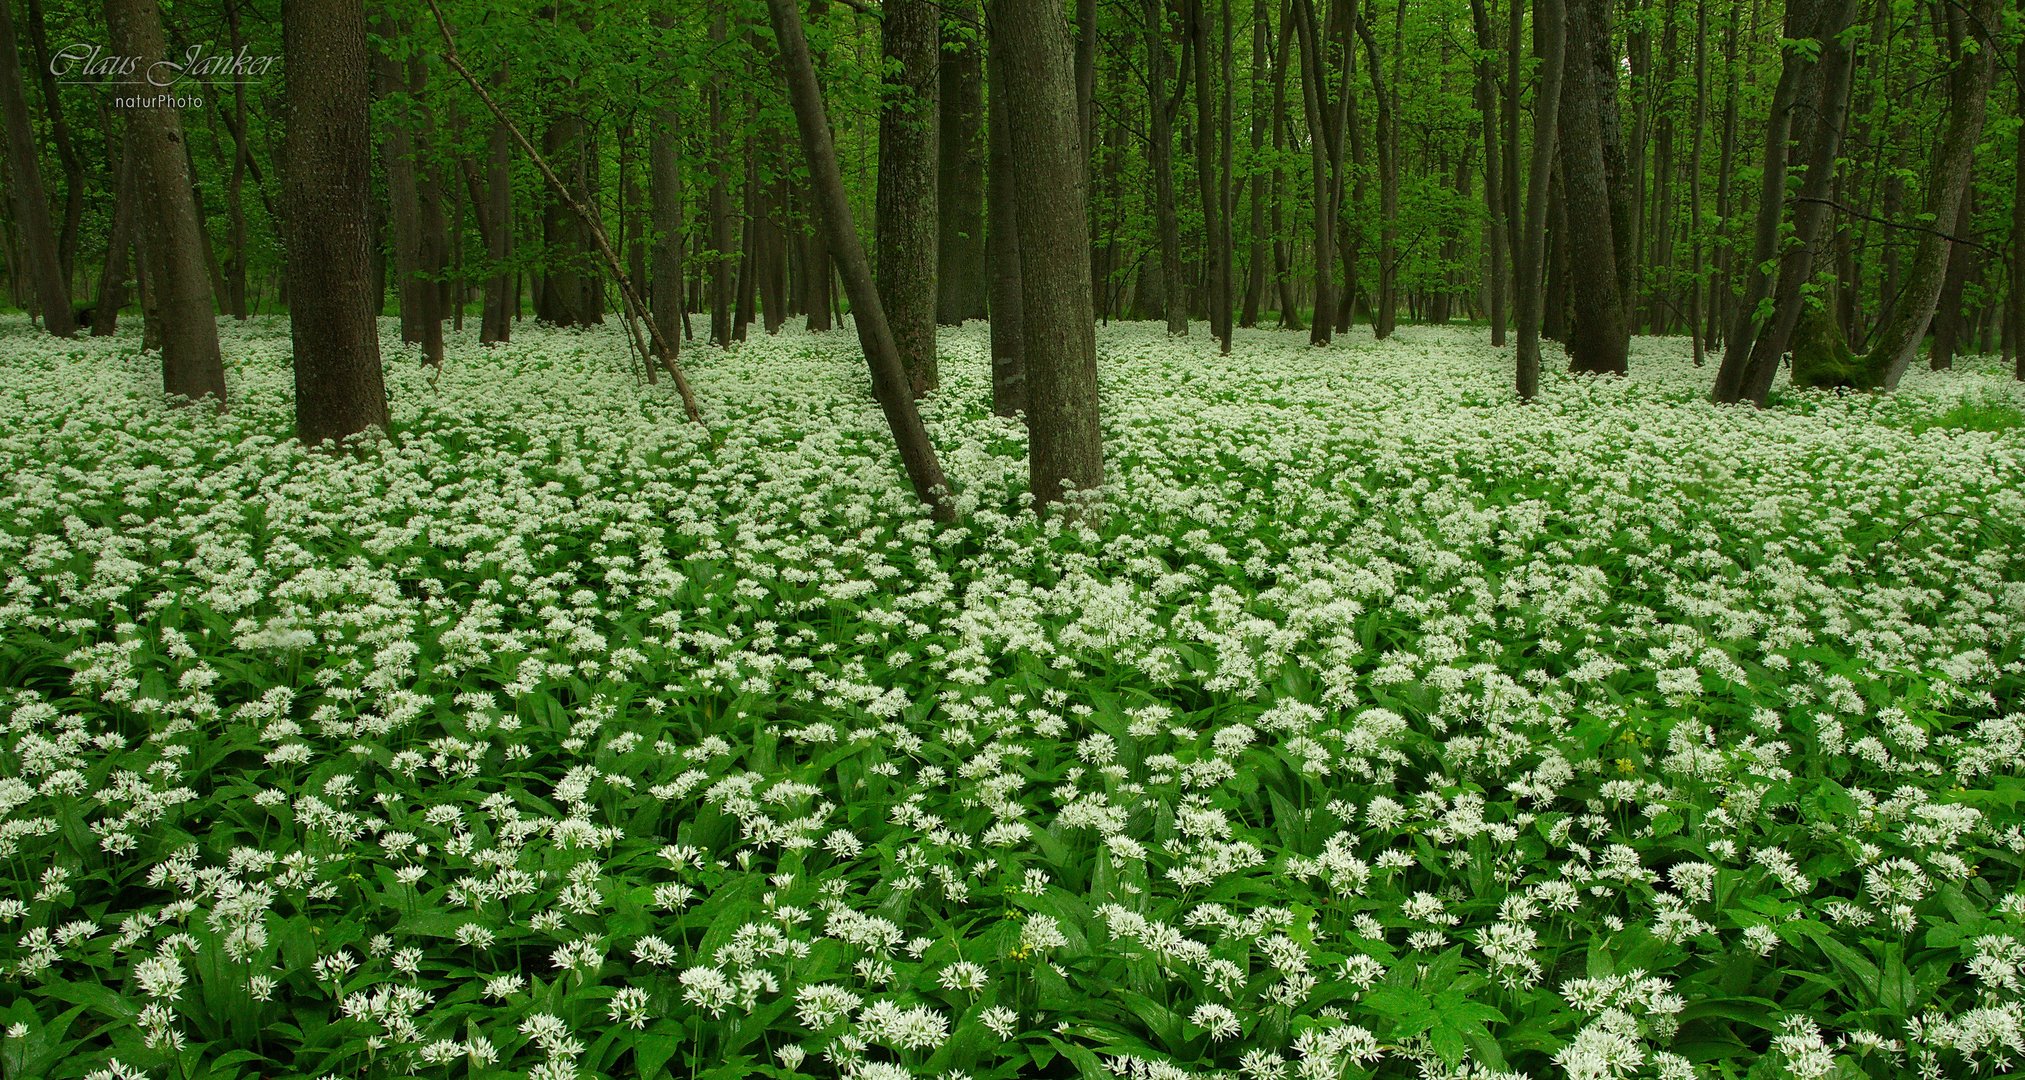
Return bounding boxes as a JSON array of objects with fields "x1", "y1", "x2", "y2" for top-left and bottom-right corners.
[{"x1": 1, "y1": 0, "x2": 2022, "y2": 429}]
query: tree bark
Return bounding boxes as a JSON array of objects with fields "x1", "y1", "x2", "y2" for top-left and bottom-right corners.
[
  {"x1": 986, "y1": 36, "x2": 1026, "y2": 416},
  {"x1": 1859, "y1": 0, "x2": 1997, "y2": 389},
  {"x1": 1356, "y1": 1, "x2": 1396, "y2": 339},
  {"x1": 764, "y1": 0, "x2": 954, "y2": 519},
  {"x1": 284, "y1": 0, "x2": 389, "y2": 446},
  {"x1": 21, "y1": 0, "x2": 83, "y2": 285},
  {"x1": 0, "y1": 0, "x2": 74, "y2": 336},
  {"x1": 107, "y1": 0, "x2": 224, "y2": 402},
  {"x1": 1516, "y1": 0, "x2": 1565, "y2": 399},
  {"x1": 992, "y1": 0, "x2": 1104, "y2": 512},
  {"x1": 879, "y1": 0, "x2": 940, "y2": 393},
  {"x1": 1469, "y1": 0, "x2": 1507, "y2": 346},
  {"x1": 707, "y1": 15, "x2": 735, "y2": 347},
  {"x1": 1928, "y1": 191, "x2": 1974, "y2": 371},
  {"x1": 93, "y1": 136, "x2": 137, "y2": 336},
  {"x1": 650, "y1": 11, "x2": 684, "y2": 347},
  {"x1": 2013, "y1": 37, "x2": 2024, "y2": 381},
  {"x1": 1557, "y1": 0, "x2": 1627, "y2": 375},
  {"x1": 937, "y1": 0, "x2": 988, "y2": 324},
  {"x1": 1186, "y1": 0, "x2": 1230, "y2": 351},
  {"x1": 1239, "y1": 0, "x2": 1269, "y2": 328},
  {"x1": 1145, "y1": 0, "x2": 1188, "y2": 335}
]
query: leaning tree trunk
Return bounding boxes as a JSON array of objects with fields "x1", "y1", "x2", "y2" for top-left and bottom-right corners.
[
  {"x1": 879, "y1": 0, "x2": 940, "y2": 395},
  {"x1": 936, "y1": 0, "x2": 987, "y2": 324},
  {"x1": 764, "y1": 0, "x2": 954, "y2": 520},
  {"x1": 1859, "y1": 0, "x2": 1997, "y2": 390},
  {"x1": 107, "y1": 0, "x2": 225, "y2": 403},
  {"x1": 1557, "y1": 0, "x2": 1627, "y2": 375},
  {"x1": 283, "y1": 0, "x2": 389, "y2": 445},
  {"x1": 986, "y1": 37, "x2": 1026, "y2": 416},
  {"x1": 992, "y1": 0, "x2": 1104, "y2": 513},
  {"x1": 0, "y1": 0, "x2": 74, "y2": 337},
  {"x1": 1516, "y1": 0, "x2": 1565, "y2": 399}
]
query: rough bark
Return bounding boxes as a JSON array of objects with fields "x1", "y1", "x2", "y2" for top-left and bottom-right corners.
[
  {"x1": 107, "y1": 0, "x2": 225, "y2": 403},
  {"x1": 879, "y1": 0, "x2": 940, "y2": 393},
  {"x1": 1186, "y1": 0, "x2": 1230, "y2": 351},
  {"x1": 992, "y1": 0, "x2": 1104, "y2": 512},
  {"x1": 284, "y1": 0, "x2": 389, "y2": 446},
  {"x1": 1239, "y1": 0, "x2": 1269, "y2": 327},
  {"x1": 1145, "y1": 0, "x2": 1188, "y2": 335},
  {"x1": 763, "y1": 0, "x2": 954, "y2": 519},
  {"x1": 1469, "y1": 0, "x2": 1507, "y2": 346},
  {"x1": 707, "y1": 15, "x2": 735, "y2": 347}
]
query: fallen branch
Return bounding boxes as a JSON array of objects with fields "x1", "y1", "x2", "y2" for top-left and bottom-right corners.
[{"x1": 422, "y1": 0, "x2": 702, "y2": 423}]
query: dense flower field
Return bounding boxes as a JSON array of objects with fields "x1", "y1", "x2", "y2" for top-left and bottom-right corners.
[{"x1": 2, "y1": 315, "x2": 2023, "y2": 1080}]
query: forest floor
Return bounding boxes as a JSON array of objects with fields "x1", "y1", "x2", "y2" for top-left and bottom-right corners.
[{"x1": 2, "y1": 315, "x2": 2024, "y2": 1079}]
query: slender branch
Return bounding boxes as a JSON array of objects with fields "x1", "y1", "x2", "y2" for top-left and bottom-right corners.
[
  {"x1": 421, "y1": 0, "x2": 703, "y2": 423},
  {"x1": 1794, "y1": 196, "x2": 2004, "y2": 257}
]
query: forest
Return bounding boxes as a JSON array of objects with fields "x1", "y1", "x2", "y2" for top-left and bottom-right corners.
[{"x1": 2, "y1": 0, "x2": 2025, "y2": 1077}]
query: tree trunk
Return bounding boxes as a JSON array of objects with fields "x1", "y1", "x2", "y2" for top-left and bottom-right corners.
[
  {"x1": 482, "y1": 64, "x2": 513, "y2": 343},
  {"x1": 412, "y1": 52, "x2": 447, "y2": 366},
  {"x1": 1737, "y1": 0, "x2": 1859, "y2": 406},
  {"x1": 937, "y1": 0, "x2": 988, "y2": 324},
  {"x1": 764, "y1": 0, "x2": 954, "y2": 519},
  {"x1": 1557, "y1": 0, "x2": 1627, "y2": 375},
  {"x1": 993, "y1": 0, "x2": 1104, "y2": 512},
  {"x1": 1516, "y1": 0, "x2": 1565, "y2": 399},
  {"x1": 0, "y1": 0, "x2": 74, "y2": 336},
  {"x1": 21, "y1": 0, "x2": 83, "y2": 285},
  {"x1": 879, "y1": 0, "x2": 940, "y2": 393},
  {"x1": 1146, "y1": 0, "x2": 1188, "y2": 335},
  {"x1": 1859, "y1": 0, "x2": 1997, "y2": 389},
  {"x1": 1270, "y1": 0, "x2": 1303, "y2": 331},
  {"x1": 93, "y1": 135, "x2": 137, "y2": 336},
  {"x1": 1356, "y1": 1, "x2": 1396, "y2": 339},
  {"x1": 650, "y1": 11, "x2": 684, "y2": 346},
  {"x1": 1186, "y1": 0, "x2": 1230, "y2": 351},
  {"x1": 1239, "y1": 0, "x2": 1269, "y2": 328},
  {"x1": 986, "y1": 36, "x2": 1025, "y2": 416},
  {"x1": 283, "y1": 0, "x2": 389, "y2": 445},
  {"x1": 1291, "y1": 0, "x2": 1341, "y2": 345},
  {"x1": 107, "y1": 0, "x2": 224, "y2": 403},
  {"x1": 2013, "y1": 37, "x2": 2024, "y2": 381},
  {"x1": 707, "y1": 15, "x2": 734, "y2": 347},
  {"x1": 1928, "y1": 191, "x2": 1975, "y2": 371},
  {"x1": 1469, "y1": 0, "x2": 1507, "y2": 346}
]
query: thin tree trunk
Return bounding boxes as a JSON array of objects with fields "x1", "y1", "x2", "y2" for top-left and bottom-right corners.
[
  {"x1": 879, "y1": 0, "x2": 940, "y2": 393},
  {"x1": 21, "y1": 0, "x2": 82, "y2": 285},
  {"x1": 93, "y1": 134, "x2": 136, "y2": 336},
  {"x1": 482, "y1": 63, "x2": 513, "y2": 343},
  {"x1": 650, "y1": 9, "x2": 684, "y2": 346},
  {"x1": 1470, "y1": 0, "x2": 1507, "y2": 345},
  {"x1": 1270, "y1": 0, "x2": 1303, "y2": 330},
  {"x1": 1239, "y1": 0, "x2": 1269, "y2": 327},
  {"x1": 2013, "y1": 37, "x2": 2024, "y2": 380},
  {"x1": 1929, "y1": 191, "x2": 1975, "y2": 370},
  {"x1": 1186, "y1": 0, "x2": 1230, "y2": 351},
  {"x1": 708, "y1": 15, "x2": 734, "y2": 347},
  {"x1": 763, "y1": 0, "x2": 954, "y2": 519},
  {"x1": 1517, "y1": 0, "x2": 1565, "y2": 399},
  {"x1": 1356, "y1": 1, "x2": 1396, "y2": 339},
  {"x1": 1685, "y1": 0, "x2": 1707, "y2": 365},
  {"x1": 1146, "y1": 0, "x2": 1188, "y2": 335},
  {"x1": 992, "y1": 0, "x2": 1104, "y2": 512},
  {"x1": 0, "y1": 0, "x2": 73, "y2": 336},
  {"x1": 283, "y1": 0, "x2": 389, "y2": 445}
]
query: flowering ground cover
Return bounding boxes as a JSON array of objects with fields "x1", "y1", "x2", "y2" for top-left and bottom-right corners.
[{"x1": 2, "y1": 315, "x2": 2023, "y2": 1080}]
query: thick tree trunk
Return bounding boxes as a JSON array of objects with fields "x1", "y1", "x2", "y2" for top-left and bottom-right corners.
[
  {"x1": 993, "y1": 0, "x2": 1104, "y2": 512},
  {"x1": 1516, "y1": 0, "x2": 1565, "y2": 399},
  {"x1": 107, "y1": 0, "x2": 224, "y2": 403},
  {"x1": 0, "y1": 0, "x2": 73, "y2": 336},
  {"x1": 1557, "y1": 0, "x2": 1627, "y2": 375},
  {"x1": 1860, "y1": 0, "x2": 1997, "y2": 389},
  {"x1": 1146, "y1": 0, "x2": 1188, "y2": 335},
  {"x1": 937, "y1": 0, "x2": 987, "y2": 324},
  {"x1": 879, "y1": 0, "x2": 940, "y2": 393},
  {"x1": 764, "y1": 0, "x2": 953, "y2": 519},
  {"x1": 986, "y1": 38, "x2": 1026, "y2": 416},
  {"x1": 283, "y1": 0, "x2": 389, "y2": 446}
]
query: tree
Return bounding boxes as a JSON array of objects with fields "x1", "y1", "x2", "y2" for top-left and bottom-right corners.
[
  {"x1": 1185, "y1": 0, "x2": 1231, "y2": 352},
  {"x1": 1517, "y1": 0, "x2": 1566, "y2": 399},
  {"x1": 1556, "y1": 0, "x2": 1628, "y2": 375},
  {"x1": 992, "y1": 0, "x2": 1104, "y2": 511},
  {"x1": 879, "y1": 0, "x2": 940, "y2": 395},
  {"x1": 0, "y1": 0, "x2": 74, "y2": 336},
  {"x1": 765, "y1": 0, "x2": 954, "y2": 519},
  {"x1": 1144, "y1": 0, "x2": 1188, "y2": 336},
  {"x1": 649, "y1": 8, "x2": 685, "y2": 344},
  {"x1": 283, "y1": 0, "x2": 389, "y2": 446},
  {"x1": 986, "y1": 36, "x2": 1026, "y2": 416},
  {"x1": 1468, "y1": 0, "x2": 1507, "y2": 346},
  {"x1": 107, "y1": 0, "x2": 226, "y2": 404},
  {"x1": 937, "y1": 0, "x2": 988, "y2": 324},
  {"x1": 1857, "y1": 0, "x2": 1998, "y2": 390}
]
